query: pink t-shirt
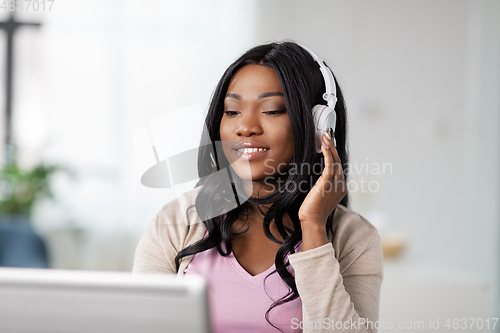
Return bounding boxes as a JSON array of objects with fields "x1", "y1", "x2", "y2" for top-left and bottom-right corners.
[{"x1": 184, "y1": 236, "x2": 303, "y2": 333}]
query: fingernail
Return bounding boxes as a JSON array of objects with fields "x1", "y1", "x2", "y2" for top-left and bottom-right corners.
[
  {"x1": 324, "y1": 131, "x2": 332, "y2": 141},
  {"x1": 322, "y1": 141, "x2": 329, "y2": 149},
  {"x1": 334, "y1": 137, "x2": 337, "y2": 146}
]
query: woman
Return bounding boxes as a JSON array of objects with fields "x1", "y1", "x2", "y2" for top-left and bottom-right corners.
[{"x1": 133, "y1": 41, "x2": 383, "y2": 333}]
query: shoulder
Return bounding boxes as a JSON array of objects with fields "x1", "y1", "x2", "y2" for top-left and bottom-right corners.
[
  {"x1": 153, "y1": 186, "x2": 206, "y2": 250},
  {"x1": 330, "y1": 204, "x2": 378, "y2": 245},
  {"x1": 133, "y1": 187, "x2": 205, "y2": 273},
  {"x1": 157, "y1": 186, "x2": 202, "y2": 225},
  {"x1": 330, "y1": 205, "x2": 382, "y2": 274}
]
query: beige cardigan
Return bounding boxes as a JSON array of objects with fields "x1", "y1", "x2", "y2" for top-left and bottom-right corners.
[{"x1": 133, "y1": 187, "x2": 383, "y2": 332}]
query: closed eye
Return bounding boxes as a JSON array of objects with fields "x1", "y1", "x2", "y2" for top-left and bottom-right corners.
[{"x1": 263, "y1": 110, "x2": 287, "y2": 115}]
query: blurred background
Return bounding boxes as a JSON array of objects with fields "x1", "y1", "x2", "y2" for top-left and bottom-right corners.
[{"x1": 0, "y1": 0, "x2": 498, "y2": 331}]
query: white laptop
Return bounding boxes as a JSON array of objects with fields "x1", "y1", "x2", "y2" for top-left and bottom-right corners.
[{"x1": 0, "y1": 267, "x2": 211, "y2": 333}]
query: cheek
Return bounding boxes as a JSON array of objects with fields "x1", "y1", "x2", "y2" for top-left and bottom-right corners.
[
  {"x1": 283, "y1": 136, "x2": 294, "y2": 162},
  {"x1": 219, "y1": 120, "x2": 230, "y2": 141},
  {"x1": 281, "y1": 124, "x2": 294, "y2": 156},
  {"x1": 270, "y1": 126, "x2": 294, "y2": 160},
  {"x1": 219, "y1": 120, "x2": 240, "y2": 166}
]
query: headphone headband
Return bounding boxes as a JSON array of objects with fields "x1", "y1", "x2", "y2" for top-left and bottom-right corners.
[{"x1": 300, "y1": 45, "x2": 338, "y2": 109}]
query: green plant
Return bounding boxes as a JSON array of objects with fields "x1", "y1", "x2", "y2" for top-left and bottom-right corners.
[{"x1": 0, "y1": 158, "x2": 62, "y2": 216}]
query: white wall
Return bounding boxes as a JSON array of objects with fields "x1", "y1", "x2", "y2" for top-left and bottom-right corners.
[{"x1": 465, "y1": 0, "x2": 500, "y2": 323}]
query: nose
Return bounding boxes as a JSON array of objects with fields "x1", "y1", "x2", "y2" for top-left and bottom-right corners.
[{"x1": 235, "y1": 112, "x2": 263, "y2": 137}]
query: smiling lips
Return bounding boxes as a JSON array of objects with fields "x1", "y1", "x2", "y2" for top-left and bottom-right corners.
[{"x1": 233, "y1": 142, "x2": 270, "y2": 160}]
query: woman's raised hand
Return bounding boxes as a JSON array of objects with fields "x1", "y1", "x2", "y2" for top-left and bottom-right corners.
[{"x1": 298, "y1": 130, "x2": 347, "y2": 248}]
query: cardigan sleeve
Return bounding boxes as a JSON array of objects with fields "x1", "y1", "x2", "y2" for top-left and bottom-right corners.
[
  {"x1": 132, "y1": 187, "x2": 206, "y2": 274},
  {"x1": 288, "y1": 229, "x2": 383, "y2": 333},
  {"x1": 132, "y1": 212, "x2": 177, "y2": 274}
]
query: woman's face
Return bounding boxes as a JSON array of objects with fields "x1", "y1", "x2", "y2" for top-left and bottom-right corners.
[{"x1": 219, "y1": 64, "x2": 294, "y2": 185}]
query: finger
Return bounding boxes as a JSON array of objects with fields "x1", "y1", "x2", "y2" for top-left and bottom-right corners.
[
  {"x1": 322, "y1": 131, "x2": 347, "y2": 199},
  {"x1": 323, "y1": 133, "x2": 344, "y2": 179},
  {"x1": 321, "y1": 134, "x2": 334, "y2": 182},
  {"x1": 323, "y1": 132, "x2": 339, "y2": 163},
  {"x1": 331, "y1": 146, "x2": 343, "y2": 179},
  {"x1": 329, "y1": 128, "x2": 337, "y2": 147}
]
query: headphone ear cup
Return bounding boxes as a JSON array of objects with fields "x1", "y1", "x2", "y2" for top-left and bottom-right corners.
[{"x1": 312, "y1": 105, "x2": 336, "y2": 153}]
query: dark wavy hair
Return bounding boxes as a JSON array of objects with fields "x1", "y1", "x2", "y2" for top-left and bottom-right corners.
[{"x1": 175, "y1": 41, "x2": 349, "y2": 331}]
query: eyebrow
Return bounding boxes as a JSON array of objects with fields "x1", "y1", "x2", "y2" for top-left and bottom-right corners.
[{"x1": 225, "y1": 92, "x2": 284, "y2": 100}]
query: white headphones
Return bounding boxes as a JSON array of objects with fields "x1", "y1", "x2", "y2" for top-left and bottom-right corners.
[{"x1": 300, "y1": 45, "x2": 338, "y2": 152}]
